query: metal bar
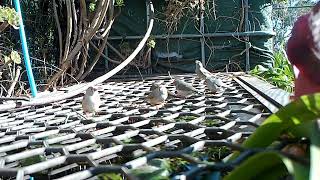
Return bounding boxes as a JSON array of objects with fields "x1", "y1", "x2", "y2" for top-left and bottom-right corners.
[
  {"x1": 244, "y1": 0, "x2": 250, "y2": 72},
  {"x1": 273, "y1": 5, "x2": 314, "y2": 10},
  {"x1": 200, "y1": 0, "x2": 205, "y2": 65},
  {"x1": 233, "y1": 77, "x2": 279, "y2": 113},
  {"x1": 107, "y1": 31, "x2": 276, "y2": 40},
  {"x1": 146, "y1": 0, "x2": 152, "y2": 74},
  {"x1": 104, "y1": 45, "x2": 109, "y2": 72},
  {"x1": 13, "y1": 0, "x2": 38, "y2": 97},
  {"x1": 237, "y1": 75, "x2": 291, "y2": 108}
]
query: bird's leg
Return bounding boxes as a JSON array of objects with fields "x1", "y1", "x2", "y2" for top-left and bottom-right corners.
[
  {"x1": 92, "y1": 111, "x2": 100, "y2": 117},
  {"x1": 155, "y1": 103, "x2": 165, "y2": 109},
  {"x1": 84, "y1": 112, "x2": 90, "y2": 118}
]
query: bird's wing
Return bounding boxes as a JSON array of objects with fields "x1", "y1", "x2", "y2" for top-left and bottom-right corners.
[{"x1": 177, "y1": 81, "x2": 198, "y2": 92}]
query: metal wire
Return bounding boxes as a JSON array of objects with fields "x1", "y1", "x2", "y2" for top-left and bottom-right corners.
[{"x1": 0, "y1": 73, "x2": 272, "y2": 180}]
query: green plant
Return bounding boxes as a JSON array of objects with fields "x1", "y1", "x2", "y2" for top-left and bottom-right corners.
[
  {"x1": 147, "y1": 38, "x2": 156, "y2": 49},
  {"x1": 89, "y1": 2, "x2": 96, "y2": 12},
  {"x1": 201, "y1": 119, "x2": 220, "y2": 127},
  {"x1": 175, "y1": 115, "x2": 197, "y2": 122},
  {"x1": 192, "y1": 146, "x2": 230, "y2": 161},
  {"x1": 0, "y1": 5, "x2": 25, "y2": 97},
  {"x1": 250, "y1": 47, "x2": 294, "y2": 92},
  {"x1": 4, "y1": 50, "x2": 21, "y2": 64},
  {"x1": 115, "y1": 0, "x2": 125, "y2": 7},
  {"x1": 167, "y1": 157, "x2": 189, "y2": 173},
  {"x1": 0, "y1": 6, "x2": 20, "y2": 29},
  {"x1": 97, "y1": 173, "x2": 123, "y2": 180},
  {"x1": 226, "y1": 93, "x2": 320, "y2": 180},
  {"x1": 20, "y1": 155, "x2": 46, "y2": 167},
  {"x1": 130, "y1": 158, "x2": 171, "y2": 180}
]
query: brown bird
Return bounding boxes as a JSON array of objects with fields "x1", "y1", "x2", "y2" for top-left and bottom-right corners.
[
  {"x1": 146, "y1": 83, "x2": 168, "y2": 107},
  {"x1": 205, "y1": 75, "x2": 235, "y2": 93},
  {"x1": 82, "y1": 86, "x2": 101, "y2": 116},
  {"x1": 173, "y1": 78, "x2": 203, "y2": 98}
]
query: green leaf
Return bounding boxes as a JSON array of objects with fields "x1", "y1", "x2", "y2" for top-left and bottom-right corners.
[
  {"x1": 130, "y1": 159, "x2": 170, "y2": 180},
  {"x1": 10, "y1": 50, "x2": 21, "y2": 64},
  {"x1": 309, "y1": 121, "x2": 320, "y2": 180},
  {"x1": 115, "y1": 0, "x2": 125, "y2": 7},
  {"x1": 98, "y1": 173, "x2": 123, "y2": 180},
  {"x1": 229, "y1": 93, "x2": 320, "y2": 160},
  {"x1": 282, "y1": 157, "x2": 309, "y2": 180},
  {"x1": 256, "y1": 65, "x2": 268, "y2": 72},
  {"x1": 4, "y1": 55, "x2": 11, "y2": 64},
  {"x1": 224, "y1": 152, "x2": 288, "y2": 180},
  {"x1": 0, "y1": 6, "x2": 19, "y2": 28},
  {"x1": 147, "y1": 39, "x2": 156, "y2": 48},
  {"x1": 20, "y1": 155, "x2": 46, "y2": 167},
  {"x1": 89, "y1": 3, "x2": 96, "y2": 12}
]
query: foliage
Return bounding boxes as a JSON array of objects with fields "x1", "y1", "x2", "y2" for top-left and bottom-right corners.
[
  {"x1": 130, "y1": 159, "x2": 171, "y2": 180},
  {"x1": 192, "y1": 146, "x2": 230, "y2": 161},
  {"x1": 115, "y1": 0, "x2": 125, "y2": 7},
  {"x1": 89, "y1": 2, "x2": 96, "y2": 12},
  {"x1": 20, "y1": 155, "x2": 46, "y2": 167},
  {"x1": 147, "y1": 38, "x2": 156, "y2": 49},
  {"x1": 0, "y1": 1, "x2": 59, "y2": 92},
  {"x1": 0, "y1": 6, "x2": 19, "y2": 28},
  {"x1": 250, "y1": 46, "x2": 294, "y2": 92},
  {"x1": 226, "y1": 93, "x2": 320, "y2": 180},
  {"x1": 163, "y1": 0, "x2": 199, "y2": 34},
  {"x1": 97, "y1": 173, "x2": 123, "y2": 180},
  {"x1": 3, "y1": 50, "x2": 21, "y2": 65},
  {"x1": 272, "y1": 0, "x2": 315, "y2": 49},
  {"x1": 272, "y1": 0, "x2": 288, "y2": 3},
  {"x1": 175, "y1": 115, "x2": 197, "y2": 122},
  {"x1": 9, "y1": 50, "x2": 21, "y2": 64},
  {"x1": 0, "y1": 5, "x2": 26, "y2": 96}
]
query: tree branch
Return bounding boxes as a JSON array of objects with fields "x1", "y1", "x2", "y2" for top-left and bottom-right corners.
[
  {"x1": 53, "y1": 0, "x2": 63, "y2": 66},
  {"x1": 6, "y1": 66, "x2": 21, "y2": 97}
]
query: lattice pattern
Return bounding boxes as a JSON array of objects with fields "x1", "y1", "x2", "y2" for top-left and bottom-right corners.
[{"x1": 0, "y1": 74, "x2": 271, "y2": 179}]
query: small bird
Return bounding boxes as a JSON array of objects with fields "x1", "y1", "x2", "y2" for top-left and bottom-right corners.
[
  {"x1": 205, "y1": 75, "x2": 234, "y2": 92},
  {"x1": 205, "y1": 76, "x2": 224, "y2": 93},
  {"x1": 173, "y1": 78, "x2": 202, "y2": 98},
  {"x1": 195, "y1": 60, "x2": 212, "y2": 79},
  {"x1": 209, "y1": 75, "x2": 226, "y2": 87},
  {"x1": 146, "y1": 83, "x2": 168, "y2": 107},
  {"x1": 82, "y1": 86, "x2": 101, "y2": 116}
]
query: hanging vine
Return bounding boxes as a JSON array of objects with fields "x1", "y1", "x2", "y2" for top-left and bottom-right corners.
[{"x1": 45, "y1": 0, "x2": 115, "y2": 88}]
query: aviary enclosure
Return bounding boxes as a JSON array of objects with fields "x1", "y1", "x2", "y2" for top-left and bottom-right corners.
[{"x1": 0, "y1": 0, "x2": 317, "y2": 180}]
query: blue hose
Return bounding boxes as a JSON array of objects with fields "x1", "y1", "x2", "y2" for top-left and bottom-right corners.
[{"x1": 13, "y1": 0, "x2": 37, "y2": 97}]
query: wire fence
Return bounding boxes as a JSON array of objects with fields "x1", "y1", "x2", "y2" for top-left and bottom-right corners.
[{"x1": 272, "y1": 4, "x2": 313, "y2": 49}]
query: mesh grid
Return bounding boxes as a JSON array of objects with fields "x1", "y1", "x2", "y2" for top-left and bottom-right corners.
[{"x1": 0, "y1": 73, "x2": 272, "y2": 179}]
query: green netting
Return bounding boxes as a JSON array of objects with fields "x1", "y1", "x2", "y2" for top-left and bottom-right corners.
[{"x1": 108, "y1": 0, "x2": 274, "y2": 74}]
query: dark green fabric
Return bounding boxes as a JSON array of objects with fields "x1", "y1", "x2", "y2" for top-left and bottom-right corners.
[{"x1": 109, "y1": 0, "x2": 274, "y2": 73}]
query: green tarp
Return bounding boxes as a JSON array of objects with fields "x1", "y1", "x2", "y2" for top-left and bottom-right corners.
[{"x1": 108, "y1": 0, "x2": 274, "y2": 74}]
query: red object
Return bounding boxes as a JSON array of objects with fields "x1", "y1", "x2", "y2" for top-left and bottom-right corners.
[
  {"x1": 293, "y1": 66, "x2": 320, "y2": 99},
  {"x1": 287, "y1": 2, "x2": 320, "y2": 99}
]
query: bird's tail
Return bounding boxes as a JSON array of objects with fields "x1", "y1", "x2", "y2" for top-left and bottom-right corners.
[{"x1": 168, "y1": 71, "x2": 173, "y2": 80}]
